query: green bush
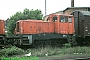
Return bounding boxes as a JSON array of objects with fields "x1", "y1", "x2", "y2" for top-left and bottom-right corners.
[{"x1": 0, "y1": 46, "x2": 24, "y2": 57}]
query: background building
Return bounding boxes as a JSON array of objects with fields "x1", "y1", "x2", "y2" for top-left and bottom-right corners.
[{"x1": 44, "y1": 0, "x2": 90, "y2": 21}]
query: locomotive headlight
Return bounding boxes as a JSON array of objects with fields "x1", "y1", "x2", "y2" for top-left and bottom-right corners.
[
  {"x1": 85, "y1": 27, "x2": 88, "y2": 28},
  {"x1": 73, "y1": 34, "x2": 76, "y2": 36},
  {"x1": 63, "y1": 35, "x2": 67, "y2": 37},
  {"x1": 85, "y1": 26, "x2": 88, "y2": 31},
  {"x1": 85, "y1": 30, "x2": 88, "y2": 31},
  {"x1": 44, "y1": 34, "x2": 46, "y2": 36}
]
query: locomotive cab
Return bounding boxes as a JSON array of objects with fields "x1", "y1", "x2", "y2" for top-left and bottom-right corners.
[
  {"x1": 48, "y1": 14, "x2": 75, "y2": 34},
  {"x1": 48, "y1": 14, "x2": 76, "y2": 45}
]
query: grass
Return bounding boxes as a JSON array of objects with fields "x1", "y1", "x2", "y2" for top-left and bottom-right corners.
[
  {"x1": 0, "y1": 45, "x2": 90, "y2": 59},
  {"x1": 25, "y1": 46, "x2": 90, "y2": 57}
]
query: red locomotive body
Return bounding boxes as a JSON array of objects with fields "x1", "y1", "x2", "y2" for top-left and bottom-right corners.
[
  {"x1": 14, "y1": 14, "x2": 76, "y2": 46},
  {"x1": 0, "y1": 20, "x2": 5, "y2": 35},
  {"x1": 15, "y1": 20, "x2": 54, "y2": 34}
]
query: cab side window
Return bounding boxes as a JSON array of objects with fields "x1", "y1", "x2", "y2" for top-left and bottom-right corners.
[
  {"x1": 53, "y1": 16, "x2": 57, "y2": 22},
  {"x1": 69, "y1": 17, "x2": 72, "y2": 23},
  {"x1": 65, "y1": 16, "x2": 68, "y2": 22},
  {"x1": 60, "y1": 16, "x2": 64, "y2": 22},
  {"x1": 60, "y1": 16, "x2": 68, "y2": 22},
  {"x1": 46, "y1": 17, "x2": 49, "y2": 21}
]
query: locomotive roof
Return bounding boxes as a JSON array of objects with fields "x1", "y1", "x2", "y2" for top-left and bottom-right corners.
[
  {"x1": 17, "y1": 20, "x2": 43, "y2": 22},
  {"x1": 52, "y1": 14, "x2": 73, "y2": 16}
]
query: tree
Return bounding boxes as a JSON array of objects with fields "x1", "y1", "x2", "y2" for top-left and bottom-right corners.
[{"x1": 7, "y1": 8, "x2": 43, "y2": 36}]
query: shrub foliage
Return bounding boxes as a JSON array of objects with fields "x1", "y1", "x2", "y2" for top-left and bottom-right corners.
[{"x1": 0, "y1": 46, "x2": 24, "y2": 57}]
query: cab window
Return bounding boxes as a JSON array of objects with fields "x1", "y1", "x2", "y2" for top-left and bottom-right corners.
[
  {"x1": 69, "y1": 17, "x2": 72, "y2": 23},
  {"x1": 60, "y1": 16, "x2": 68, "y2": 22},
  {"x1": 53, "y1": 16, "x2": 57, "y2": 22},
  {"x1": 46, "y1": 17, "x2": 49, "y2": 21}
]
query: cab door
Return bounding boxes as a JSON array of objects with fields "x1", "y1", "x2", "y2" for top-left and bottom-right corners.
[
  {"x1": 52, "y1": 16, "x2": 58, "y2": 33},
  {"x1": 68, "y1": 17, "x2": 74, "y2": 34},
  {"x1": 59, "y1": 16, "x2": 68, "y2": 34}
]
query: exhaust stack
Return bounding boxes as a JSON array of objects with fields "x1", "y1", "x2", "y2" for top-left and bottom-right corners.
[{"x1": 71, "y1": 0, "x2": 74, "y2": 7}]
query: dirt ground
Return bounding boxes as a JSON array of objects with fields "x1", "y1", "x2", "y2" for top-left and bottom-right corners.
[{"x1": 38, "y1": 54, "x2": 90, "y2": 60}]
